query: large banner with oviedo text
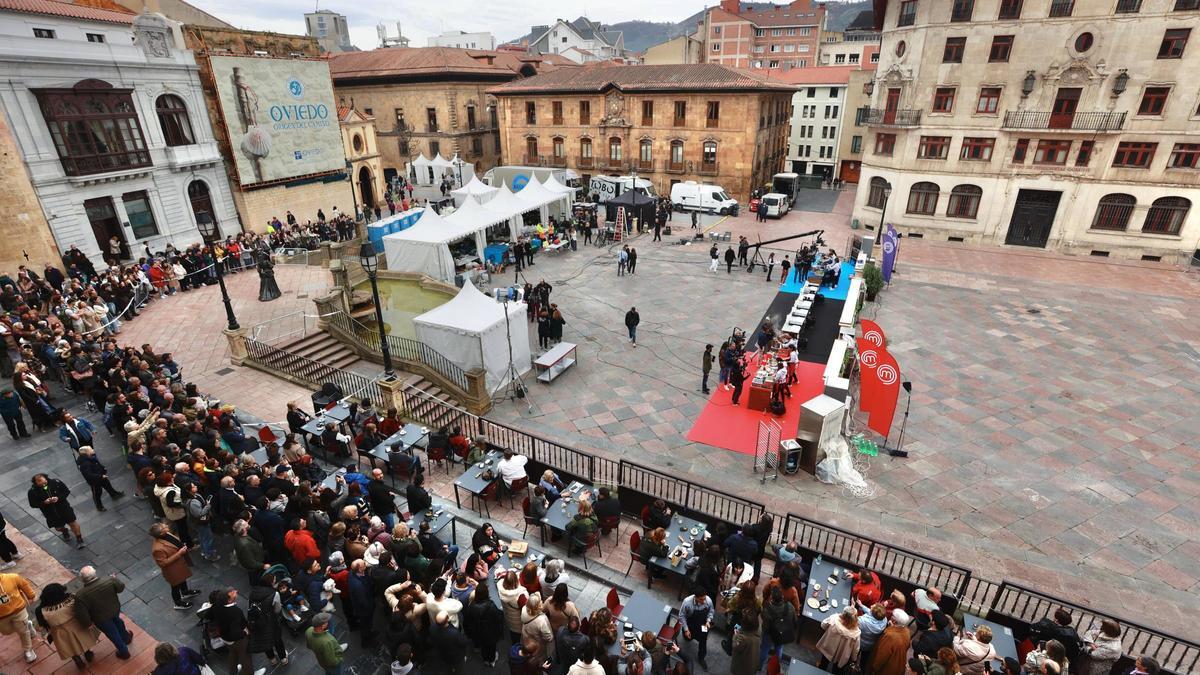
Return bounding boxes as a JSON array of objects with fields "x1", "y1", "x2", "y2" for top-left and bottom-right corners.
[
  {"x1": 209, "y1": 55, "x2": 346, "y2": 186},
  {"x1": 857, "y1": 340, "x2": 901, "y2": 438}
]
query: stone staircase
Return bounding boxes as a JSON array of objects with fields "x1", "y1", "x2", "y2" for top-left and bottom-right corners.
[
  {"x1": 266, "y1": 332, "x2": 361, "y2": 372},
  {"x1": 403, "y1": 375, "x2": 473, "y2": 430}
]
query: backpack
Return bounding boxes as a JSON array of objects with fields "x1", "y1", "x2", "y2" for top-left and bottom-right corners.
[{"x1": 766, "y1": 604, "x2": 796, "y2": 645}]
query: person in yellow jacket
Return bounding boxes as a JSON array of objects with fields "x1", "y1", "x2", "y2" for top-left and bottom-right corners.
[{"x1": 0, "y1": 571, "x2": 38, "y2": 663}]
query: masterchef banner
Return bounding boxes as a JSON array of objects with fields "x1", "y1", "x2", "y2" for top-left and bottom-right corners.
[{"x1": 209, "y1": 56, "x2": 346, "y2": 186}]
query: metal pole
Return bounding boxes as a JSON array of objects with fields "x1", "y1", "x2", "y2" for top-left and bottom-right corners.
[
  {"x1": 215, "y1": 252, "x2": 239, "y2": 331},
  {"x1": 368, "y1": 271, "x2": 394, "y2": 378}
]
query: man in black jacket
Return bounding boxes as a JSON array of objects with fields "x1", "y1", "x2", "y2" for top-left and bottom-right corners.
[
  {"x1": 430, "y1": 610, "x2": 472, "y2": 673},
  {"x1": 406, "y1": 472, "x2": 433, "y2": 515},
  {"x1": 367, "y1": 469, "x2": 399, "y2": 528},
  {"x1": 210, "y1": 587, "x2": 255, "y2": 675},
  {"x1": 28, "y1": 473, "x2": 84, "y2": 548},
  {"x1": 1029, "y1": 608, "x2": 1083, "y2": 665},
  {"x1": 624, "y1": 307, "x2": 640, "y2": 346},
  {"x1": 724, "y1": 246, "x2": 736, "y2": 273},
  {"x1": 75, "y1": 447, "x2": 124, "y2": 511}
]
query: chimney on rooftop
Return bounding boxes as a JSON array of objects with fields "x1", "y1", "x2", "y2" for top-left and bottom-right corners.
[{"x1": 720, "y1": 0, "x2": 740, "y2": 13}]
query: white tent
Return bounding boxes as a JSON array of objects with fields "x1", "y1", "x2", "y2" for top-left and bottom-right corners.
[
  {"x1": 408, "y1": 153, "x2": 435, "y2": 186},
  {"x1": 444, "y1": 197, "x2": 508, "y2": 256},
  {"x1": 517, "y1": 178, "x2": 570, "y2": 223},
  {"x1": 484, "y1": 187, "x2": 536, "y2": 240},
  {"x1": 413, "y1": 283, "x2": 531, "y2": 393},
  {"x1": 540, "y1": 174, "x2": 577, "y2": 196},
  {"x1": 449, "y1": 154, "x2": 476, "y2": 185},
  {"x1": 381, "y1": 208, "x2": 478, "y2": 283},
  {"x1": 451, "y1": 175, "x2": 500, "y2": 207}
]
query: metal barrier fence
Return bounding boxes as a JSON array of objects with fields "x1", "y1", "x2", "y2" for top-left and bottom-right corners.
[
  {"x1": 238, "y1": 344, "x2": 1198, "y2": 670},
  {"x1": 326, "y1": 311, "x2": 472, "y2": 396}
]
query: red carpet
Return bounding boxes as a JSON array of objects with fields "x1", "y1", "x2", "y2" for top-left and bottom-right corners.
[{"x1": 686, "y1": 360, "x2": 827, "y2": 456}]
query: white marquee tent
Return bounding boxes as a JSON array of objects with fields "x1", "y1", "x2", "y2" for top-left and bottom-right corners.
[
  {"x1": 540, "y1": 174, "x2": 577, "y2": 197},
  {"x1": 408, "y1": 153, "x2": 475, "y2": 187},
  {"x1": 413, "y1": 283, "x2": 531, "y2": 393},
  {"x1": 381, "y1": 208, "x2": 477, "y2": 282},
  {"x1": 516, "y1": 178, "x2": 571, "y2": 223},
  {"x1": 450, "y1": 175, "x2": 500, "y2": 207},
  {"x1": 482, "y1": 187, "x2": 534, "y2": 240}
]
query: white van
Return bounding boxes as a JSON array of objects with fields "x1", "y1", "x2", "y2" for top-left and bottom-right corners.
[
  {"x1": 670, "y1": 181, "x2": 739, "y2": 215},
  {"x1": 759, "y1": 193, "x2": 790, "y2": 218}
]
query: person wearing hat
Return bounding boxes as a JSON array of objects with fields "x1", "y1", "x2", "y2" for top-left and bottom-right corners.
[
  {"x1": 305, "y1": 612, "x2": 345, "y2": 674},
  {"x1": 870, "y1": 609, "x2": 913, "y2": 675}
]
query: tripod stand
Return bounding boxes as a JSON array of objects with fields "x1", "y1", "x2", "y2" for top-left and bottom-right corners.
[
  {"x1": 497, "y1": 296, "x2": 533, "y2": 413},
  {"x1": 882, "y1": 381, "x2": 912, "y2": 458}
]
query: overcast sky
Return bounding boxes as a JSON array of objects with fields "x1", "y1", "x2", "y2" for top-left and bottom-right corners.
[{"x1": 190, "y1": 0, "x2": 700, "y2": 51}]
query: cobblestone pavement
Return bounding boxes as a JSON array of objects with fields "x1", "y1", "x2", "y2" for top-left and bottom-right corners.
[{"x1": 75, "y1": 202, "x2": 1200, "y2": 634}]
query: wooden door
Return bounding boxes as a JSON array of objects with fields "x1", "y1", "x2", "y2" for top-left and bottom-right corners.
[
  {"x1": 1005, "y1": 189, "x2": 1062, "y2": 248},
  {"x1": 1049, "y1": 88, "x2": 1081, "y2": 129},
  {"x1": 883, "y1": 88, "x2": 901, "y2": 124}
]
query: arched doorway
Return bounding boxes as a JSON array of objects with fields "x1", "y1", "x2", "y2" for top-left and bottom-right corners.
[
  {"x1": 358, "y1": 166, "x2": 375, "y2": 208},
  {"x1": 188, "y1": 180, "x2": 215, "y2": 237}
]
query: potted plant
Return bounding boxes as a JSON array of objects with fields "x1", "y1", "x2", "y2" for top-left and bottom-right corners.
[{"x1": 863, "y1": 263, "x2": 884, "y2": 301}]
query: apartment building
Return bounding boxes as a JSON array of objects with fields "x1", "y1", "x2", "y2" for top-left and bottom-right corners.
[
  {"x1": 489, "y1": 64, "x2": 794, "y2": 202},
  {"x1": 852, "y1": 0, "x2": 1200, "y2": 263},
  {"x1": 703, "y1": 0, "x2": 827, "y2": 70}
]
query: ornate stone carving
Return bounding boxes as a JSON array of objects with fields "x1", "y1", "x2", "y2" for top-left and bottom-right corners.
[
  {"x1": 602, "y1": 91, "x2": 627, "y2": 125},
  {"x1": 133, "y1": 11, "x2": 174, "y2": 59}
]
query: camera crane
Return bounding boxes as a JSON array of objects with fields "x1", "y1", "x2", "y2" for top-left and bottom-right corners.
[{"x1": 746, "y1": 229, "x2": 826, "y2": 272}]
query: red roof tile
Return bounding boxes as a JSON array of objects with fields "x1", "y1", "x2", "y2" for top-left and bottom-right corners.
[
  {"x1": 0, "y1": 0, "x2": 134, "y2": 24},
  {"x1": 490, "y1": 63, "x2": 796, "y2": 95},
  {"x1": 750, "y1": 65, "x2": 858, "y2": 85},
  {"x1": 329, "y1": 46, "x2": 575, "y2": 83}
]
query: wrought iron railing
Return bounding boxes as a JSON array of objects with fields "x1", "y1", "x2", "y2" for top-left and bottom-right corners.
[
  {"x1": 244, "y1": 337, "x2": 381, "y2": 405},
  {"x1": 327, "y1": 311, "x2": 471, "y2": 395},
  {"x1": 1002, "y1": 110, "x2": 1126, "y2": 131},
  {"x1": 860, "y1": 108, "x2": 923, "y2": 127}
]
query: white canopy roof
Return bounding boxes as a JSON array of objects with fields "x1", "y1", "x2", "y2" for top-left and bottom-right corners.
[
  {"x1": 444, "y1": 196, "x2": 510, "y2": 229},
  {"x1": 540, "y1": 174, "x2": 576, "y2": 195},
  {"x1": 430, "y1": 153, "x2": 454, "y2": 169},
  {"x1": 388, "y1": 207, "x2": 475, "y2": 244},
  {"x1": 413, "y1": 282, "x2": 502, "y2": 332},
  {"x1": 484, "y1": 187, "x2": 536, "y2": 218},
  {"x1": 411, "y1": 153, "x2": 431, "y2": 167},
  {"x1": 516, "y1": 178, "x2": 561, "y2": 208},
  {"x1": 452, "y1": 176, "x2": 499, "y2": 198}
]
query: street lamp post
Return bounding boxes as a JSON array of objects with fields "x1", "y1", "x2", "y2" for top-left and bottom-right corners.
[
  {"x1": 357, "y1": 242, "x2": 394, "y2": 379},
  {"x1": 196, "y1": 213, "x2": 239, "y2": 331},
  {"x1": 879, "y1": 182, "x2": 892, "y2": 234}
]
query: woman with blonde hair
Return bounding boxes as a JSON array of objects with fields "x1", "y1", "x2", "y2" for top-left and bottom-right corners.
[
  {"x1": 498, "y1": 569, "x2": 528, "y2": 644},
  {"x1": 816, "y1": 606, "x2": 861, "y2": 674},
  {"x1": 521, "y1": 591, "x2": 554, "y2": 663},
  {"x1": 953, "y1": 624, "x2": 997, "y2": 675}
]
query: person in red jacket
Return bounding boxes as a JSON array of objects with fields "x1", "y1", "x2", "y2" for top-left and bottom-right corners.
[
  {"x1": 283, "y1": 518, "x2": 320, "y2": 566},
  {"x1": 851, "y1": 568, "x2": 883, "y2": 607},
  {"x1": 377, "y1": 408, "x2": 401, "y2": 437}
]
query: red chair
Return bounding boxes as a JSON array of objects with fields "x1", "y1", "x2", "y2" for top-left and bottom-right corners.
[
  {"x1": 506, "y1": 476, "x2": 529, "y2": 508},
  {"x1": 606, "y1": 588, "x2": 623, "y2": 616},
  {"x1": 640, "y1": 505, "x2": 652, "y2": 532},
  {"x1": 626, "y1": 531, "x2": 643, "y2": 577},
  {"x1": 571, "y1": 531, "x2": 602, "y2": 569},
  {"x1": 600, "y1": 515, "x2": 620, "y2": 537},
  {"x1": 426, "y1": 445, "x2": 449, "y2": 473},
  {"x1": 766, "y1": 653, "x2": 782, "y2": 675},
  {"x1": 521, "y1": 496, "x2": 543, "y2": 541},
  {"x1": 257, "y1": 426, "x2": 278, "y2": 444},
  {"x1": 470, "y1": 482, "x2": 496, "y2": 518},
  {"x1": 324, "y1": 401, "x2": 338, "y2": 411},
  {"x1": 657, "y1": 618, "x2": 681, "y2": 644}
]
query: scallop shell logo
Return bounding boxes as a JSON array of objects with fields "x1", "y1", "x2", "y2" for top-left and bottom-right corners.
[
  {"x1": 287, "y1": 78, "x2": 304, "y2": 99},
  {"x1": 241, "y1": 125, "x2": 272, "y2": 158},
  {"x1": 876, "y1": 363, "x2": 898, "y2": 386},
  {"x1": 860, "y1": 349, "x2": 878, "y2": 369}
]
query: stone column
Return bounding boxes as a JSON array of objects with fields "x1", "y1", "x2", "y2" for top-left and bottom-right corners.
[
  {"x1": 224, "y1": 326, "x2": 250, "y2": 366},
  {"x1": 377, "y1": 376, "x2": 408, "y2": 418}
]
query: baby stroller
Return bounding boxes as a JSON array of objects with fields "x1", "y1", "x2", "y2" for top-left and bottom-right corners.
[
  {"x1": 195, "y1": 599, "x2": 229, "y2": 661},
  {"x1": 268, "y1": 566, "x2": 313, "y2": 638}
]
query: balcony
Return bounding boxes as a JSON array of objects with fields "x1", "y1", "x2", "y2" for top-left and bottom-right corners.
[
  {"x1": 606, "y1": 157, "x2": 625, "y2": 169},
  {"x1": 522, "y1": 154, "x2": 546, "y2": 166},
  {"x1": 698, "y1": 161, "x2": 719, "y2": 176},
  {"x1": 637, "y1": 159, "x2": 654, "y2": 172},
  {"x1": 1002, "y1": 110, "x2": 1125, "y2": 132},
  {"x1": 665, "y1": 161, "x2": 686, "y2": 174},
  {"x1": 860, "y1": 107, "x2": 922, "y2": 127},
  {"x1": 549, "y1": 155, "x2": 567, "y2": 167},
  {"x1": 165, "y1": 142, "x2": 222, "y2": 171},
  {"x1": 578, "y1": 157, "x2": 594, "y2": 169}
]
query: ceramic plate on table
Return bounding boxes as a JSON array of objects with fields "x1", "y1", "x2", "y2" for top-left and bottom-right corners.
[
  {"x1": 818, "y1": 602, "x2": 830, "y2": 612},
  {"x1": 828, "y1": 576, "x2": 839, "y2": 586},
  {"x1": 689, "y1": 528, "x2": 698, "y2": 536},
  {"x1": 806, "y1": 597, "x2": 821, "y2": 609},
  {"x1": 812, "y1": 583, "x2": 821, "y2": 592}
]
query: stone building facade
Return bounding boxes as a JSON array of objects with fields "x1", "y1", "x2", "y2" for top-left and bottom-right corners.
[
  {"x1": 0, "y1": 114, "x2": 58, "y2": 272},
  {"x1": 339, "y1": 107, "x2": 386, "y2": 212},
  {"x1": 490, "y1": 64, "x2": 795, "y2": 202},
  {"x1": 329, "y1": 48, "x2": 575, "y2": 183},
  {"x1": 853, "y1": 0, "x2": 1200, "y2": 264},
  {"x1": 0, "y1": 3, "x2": 237, "y2": 267},
  {"x1": 182, "y1": 25, "x2": 351, "y2": 232},
  {"x1": 703, "y1": 0, "x2": 827, "y2": 70}
]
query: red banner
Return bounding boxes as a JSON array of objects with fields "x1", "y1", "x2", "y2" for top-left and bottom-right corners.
[
  {"x1": 865, "y1": 348, "x2": 901, "y2": 438},
  {"x1": 856, "y1": 338, "x2": 881, "y2": 418},
  {"x1": 860, "y1": 319, "x2": 887, "y2": 349}
]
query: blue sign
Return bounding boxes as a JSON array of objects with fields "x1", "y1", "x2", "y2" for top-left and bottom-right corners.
[
  {"x1": 510, "y1": 174, "x2": 530, "y2": 191},
  {"x1": 287, "y1": 78, "x2": 304, "y2": 98}
]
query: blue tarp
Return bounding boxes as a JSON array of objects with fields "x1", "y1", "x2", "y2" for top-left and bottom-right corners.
[{"x1": 369, "y1": 207, "x2": 424, "y2": 252}]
